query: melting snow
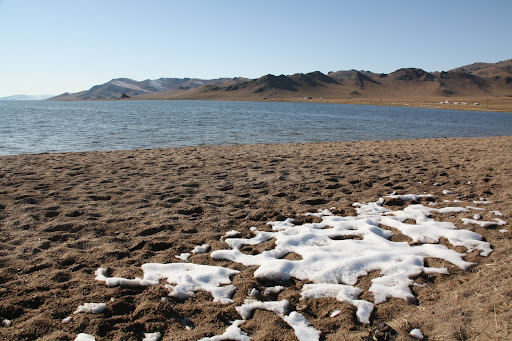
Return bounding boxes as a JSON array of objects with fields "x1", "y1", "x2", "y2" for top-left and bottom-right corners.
[
  {"x1": 211, "y1": 195, "x2": 493, "y2": 325},
  {"x1": 192, "y1": 244, "x2": 210, "y2": 254},
  {"x1": 301, "y1": 284, "x2": 373, "y2": 323},
  {"x1": 197, "y1": 320, "x2": 249, "y2": 341},
  {"x1": 461, "y1": 218, "x2": 498, "y2": 229},
  {"x1": 85, "y1": 194, "x2": 502, "y2": 340},
  {"x1": 142, "y1": 331, "x2": 162, "y2": 341},
  {"x1": 264, "y1": 285, "x2": 285, "y2": 295},
  {"x1": 74, "y1": 302, "x2": 107, "y2": 314},
  {"x1": 95, "y1": 263, "x2": 239, "y2": 303},
  {"x1": 74, "y1": 334, "x2": 96, "y2": 341},
  {"x1": 236, "y1": 300, "x2": 320, "y2": 341},
  {"x1": 175, "y1": 252, "x2": 191, "y2": 261},
  {"x1": 410, "y1": 328, "x2": 424, "y2": 339},
  {"x1": 330, "y1": 310, "x2": 341, "y2": 317}
]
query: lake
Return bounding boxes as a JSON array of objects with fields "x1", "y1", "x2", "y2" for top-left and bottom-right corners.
[{"x1": 0, "y1": 100, "x2": 511, "y2": 155}]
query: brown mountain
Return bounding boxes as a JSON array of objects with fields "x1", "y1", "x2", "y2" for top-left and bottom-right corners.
[{"x1": 50, "y1": 59, "x2": 512, "y2": 102}]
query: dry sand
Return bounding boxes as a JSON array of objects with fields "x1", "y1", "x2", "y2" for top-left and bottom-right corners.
[{"x1": 0, "y1": 136, "x2": 511, "y2": 340}]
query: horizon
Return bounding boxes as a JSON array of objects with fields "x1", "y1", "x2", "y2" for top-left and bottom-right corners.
[{"x1": 1, "y1": 0, "x2": 512, "y2": 97}]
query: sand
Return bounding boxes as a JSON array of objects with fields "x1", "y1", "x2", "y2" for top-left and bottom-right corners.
[{"x1": 0, "y1": 136, "x2": 511, "y2": 340}]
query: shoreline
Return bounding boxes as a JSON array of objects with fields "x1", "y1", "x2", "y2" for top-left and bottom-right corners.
[
  {"x1": 48, "y1": 96, "x2": 512, "y2": 113},
  {"x1": 2, "y1": 135, "x2": 512, "y2": 158},
  {"x1": 1, "y1": 136, "x2": 511, "y2": 340}
]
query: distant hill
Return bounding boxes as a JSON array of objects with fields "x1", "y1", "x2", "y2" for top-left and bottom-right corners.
[
  {"x1": 50, "y1": 77, "x2": 231, "y2": 101},
  {"x1": 50, "y1": 59, "x2": 512, "y2": 101},
  {"x1": 0, "y1": 94, "x2": 53, "y2": 101}
]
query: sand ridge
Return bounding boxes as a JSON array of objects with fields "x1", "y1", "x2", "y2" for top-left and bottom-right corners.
[{"x1": 0, "y1": 136, "x2": 510, "y2": 340}]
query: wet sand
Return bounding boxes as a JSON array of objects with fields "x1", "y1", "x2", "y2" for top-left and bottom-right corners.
[{"x1": 0, "y1": 136, "x2": 510, "y2": 340}]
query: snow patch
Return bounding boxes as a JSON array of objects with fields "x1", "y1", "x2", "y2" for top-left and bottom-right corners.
[
  {"x1": 142, "y1": 331, "x2": 162, "y2": 341},
  {"x1": 198, "y1": 320, "x2": 249, "y2": 341},
  {"x1": 301, "y1": 284, "x2": 374, "y2": 324},
  {"x1": 75, "y1": 334, "x2": 96, "y2": 341},
  {"x1": 192, "y1": 244, "x2": 210, "y2": 254},
  {"x1": 74, "y1": 302, "x2": 107, "y2": 314},
  {"x1": 410, "y1": 328, "x2": 424, "y2": 339},
  {"x1": 236, "y1": 300, "x2": 319, "y2": 341},
  {"x1": 95, "y1": 263, "x2": 239, "y2": 303},
  {"x1": 175, "y1": 253, "x2": 191, "y2": 261}
]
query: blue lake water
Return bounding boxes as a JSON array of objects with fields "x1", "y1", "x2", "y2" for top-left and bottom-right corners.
[{"x1": 0, "y1": 100, "x2": 511, "y2": 155}]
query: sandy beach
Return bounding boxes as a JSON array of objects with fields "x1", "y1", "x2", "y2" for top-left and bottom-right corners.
[{"x1": 0, "y1": 136, "x2": 511, "y2": 340}]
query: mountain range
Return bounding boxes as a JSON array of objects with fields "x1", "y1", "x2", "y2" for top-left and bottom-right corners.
[
  {"x1": 0, "y1": 94, "x2": 54, "y2": 101},
  {"x1": 50, "y1": 59, "x2": 512, "y2": 101}
]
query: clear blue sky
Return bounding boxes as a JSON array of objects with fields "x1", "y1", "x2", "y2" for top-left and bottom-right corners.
[{"x1": 1, "y1": 0, "x2": 511, "y2": 97}]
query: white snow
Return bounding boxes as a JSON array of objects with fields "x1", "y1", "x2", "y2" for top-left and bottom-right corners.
[
  {"x1": 461, "y1": 218, "x2": 498, "y2": 229},
  {"x1": 495, "y1": 218, "x2": 507, "y2": 226},
  {"x1": 490, "y1": 211, "x2": 503, "y2": 216},
  {"x1": 466, "y1": 206, "x2": 485, "y2": 211},
  {"x1": 442, "y1": 190, "x2": 453, "y2": 195},
  {"x1": 236, "y1": 300, "x2": 319, "y2": 341},
  {"x1": 301, "y1": 284, "x2": 374, "y2": 324},
  {"x1": 282, "y1": 311, "x2": 321, "y2": 341},
  {"x1": 74, "y1": 303, "x2": 107, "y2": 314},
  {"x1": 437, "y1": 207, "x2": 468, "y2": 214},
  {"x1": 75, "y1": 334, "x2": 96, "y2": 341},
  {"x1": 236, "y1": 299, "x2": 289, "y2": 319},
  {"x1": 264, "y1": 286, "x2": 285, "y2": 295},
  {"x1": 473, "y1": 214, "x2": 482, "y2": 220},
  {"x1": 148, "y1": 79, "x2": 167, "y2": 91},
  {"x1": 84, "y1": 193, "x2": 504, "y2": 340},
  {"x1": 410, "y1": 328, "x2": 424, "y2": 339},
  {"x1": 211, "y1": 195, "x2": 493, "y2": 325},
  {"x1": 142, "y1": 331, "x2": 162, "y2": 341},
  {"x1": 1, "y1": 319, "x2": 11, "y2": 327},
  {"x1": 111, "y1": 80, "x2": 149, "y2": 92},
  {"x1": 95, "y1": 263, "x2": 239, "y2": 303},
  {"x1": 192, "y1": 244, "x2": 210, "y2": 254},
  {"x1": 198, "y1": 320, "x2": 250, "y2": 341},
  {"x1": 330, "y1": 310, "x2": 341, "y2": 317},
  {"x1": 223, "y1": 230, "x2": 241, "y2": 239},
  {"x1": 62, "y1": 316, "x2": 72, "y2": 323},
  {"x1": 473, "y1": 199, "x2": 493, "y2": 204},
  {"x1": 175, "y1": 253, "x2": 191, "y2": 261}
]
